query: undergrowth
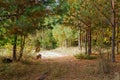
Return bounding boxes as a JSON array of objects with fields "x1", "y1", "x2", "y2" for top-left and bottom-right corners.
[{"x1": 74, "y1": 53, "x2": 97, "y2": 60}]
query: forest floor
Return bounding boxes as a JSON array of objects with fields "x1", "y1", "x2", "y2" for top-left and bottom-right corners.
[{"x1": 0, "y1": 48, "x2": 120, "y2": 80}]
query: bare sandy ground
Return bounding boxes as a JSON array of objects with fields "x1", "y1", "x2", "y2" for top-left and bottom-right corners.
[
  {"x1": 37, "y1": 51, "x2": 68, "y2": 59},
  {"x1": 36, "y1": 47, "x2": 84, "y2": 59}
]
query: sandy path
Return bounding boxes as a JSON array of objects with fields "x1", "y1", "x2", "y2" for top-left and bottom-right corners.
[{"x1": 37, "y1": 51, "x2": 69, "y2": 59}]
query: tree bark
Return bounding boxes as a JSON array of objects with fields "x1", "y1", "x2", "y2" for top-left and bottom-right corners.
[
  {"x1": 87, "y1": 26, "x2": 92, "y2": 55},
  {"x1": 18, "y1": 35, "x2": 26, "y2": 61},
  {"x1": 12, "y1": 7, "x2": 19, "y2": 61},
  {"x1": 78, "y1": 27, "x2": 82, "y2": 50},
  {"x1": 116, "y1": 25, "x2": 119, "y2": 54},
  {"x1": 13, "y1": 34, "x2": 17, "y2": 61},
  {"x1": 116, "y1": 7, "x2": 119, "y2": 54},
  {"x1": 111, "y1": 0, "x2": 116, "y2": 62},
  {"x1": 85, "y1": 31, "x2": 88, "y2": 54},
  {"x1": 111, "y1": 26, "x2": 116, "y2": 62},
  {"x1": 64, "y1": 39, "x2": 68, "y2": 48}
]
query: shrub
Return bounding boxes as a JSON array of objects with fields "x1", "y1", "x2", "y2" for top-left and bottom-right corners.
[{"x1": 74, "y1": 54, "x2": 97, "y2": 60}]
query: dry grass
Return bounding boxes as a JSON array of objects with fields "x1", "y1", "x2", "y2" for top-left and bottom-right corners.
[
  {"x1": 51, "y1": 47, "x2": 84, "y2": 56},
  {"x1": 0, "y1": 55, "x2": 120, "y2": 80},
  {"x1": 0, "y1": 47, "x2": 120, "y2": 80}
]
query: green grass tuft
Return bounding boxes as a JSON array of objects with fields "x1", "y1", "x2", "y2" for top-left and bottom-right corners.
[{"x1": 74, "y1": 54, "x2": 97, "y2": 60}]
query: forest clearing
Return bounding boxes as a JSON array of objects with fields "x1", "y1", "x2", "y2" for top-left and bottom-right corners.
[{"x1": 0, "y1": 0, "x2": 120, "y2": 80}]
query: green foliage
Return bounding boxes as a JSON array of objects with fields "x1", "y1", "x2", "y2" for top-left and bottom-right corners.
[
  {"x1": 33, "y1": 29, "x2": 57, "y2": 50},
  {"x1": 56, "y1": 0, "x2": 70, "y2": 15},
  {"x1": 40, "y1": 29, "x2": 57, "y2": 49},
  {"x1": 52, "y1": 24, "x2": 77, "y2": 46},
  {"x1": 0, "y1": 27, "x2": 9, "y2": 47},
  {"x1": 74, "y1": 54, "x2": 97, "y2": 60}
]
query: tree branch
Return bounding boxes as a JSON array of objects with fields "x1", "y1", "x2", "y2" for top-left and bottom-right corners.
[{"x1": 92, "y1": 1, "x2": 113, "y2": 26}]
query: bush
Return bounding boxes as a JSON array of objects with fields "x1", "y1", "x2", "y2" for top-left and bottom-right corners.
[{"x1": 74, "y1": 54, "x2": 97, "y2": 60}]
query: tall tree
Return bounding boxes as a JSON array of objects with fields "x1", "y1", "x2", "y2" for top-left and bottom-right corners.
[
  {"x1": 111, "y1": 0, "x2": 116, "y2": 62},
  {"x1": 0, "y1": 0, "x2": 54, "y2": 61}
]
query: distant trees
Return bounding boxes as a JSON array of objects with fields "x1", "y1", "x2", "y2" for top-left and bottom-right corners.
[
  {"x1": 93, "y1": 0, "x2": 120, "y2": 62},
  {"x1": 63, "y1": 0, "x2": 120, "y2": 62},
  {"x1": 64, "y1": 0, "x2": 95, "y2": 55},
  {"x1": 52, "y1": 24, "x2": 77, "y2": 47},
  {"x1": 0, "y1": 0, "x2": 120, "y2": 62}
]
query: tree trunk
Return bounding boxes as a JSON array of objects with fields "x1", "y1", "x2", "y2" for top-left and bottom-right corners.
[
  {"x1": 18, "y1": 35, "x2": 26, "y2": 61},
  {"x1": 85, "y1": 31, "x2": 88, "y2": 54},
  {"x1": 12, "y1": 7, "x2": 19, "y2": 61},
  {"x1": 13, "y1": 34, "x2": 17, "y2": 61},
  {"x1": 116, "y1": 25, "x2": 119, "y2": 54},
  {"x1": 78, "y1": 27, "x2": 82, "y2": 50},
  {"x1": 111, "y1": 0, "x2": 116, "y2": 62},
  {"x1": 87, "y1": 26, "x2": 92, "y2": 55},
  {"x1": 111, "y1": 26, "x2": 115, "y2": 62},
  {"x1": 78, "y1": 29, "x2": 80, "y2": 49},
  {"x1": 116, "y1": 6, "x2": 119, "y2": 54},
  {"x1": 64, "y1": 39, "x2": 68, "y2": 48}
]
